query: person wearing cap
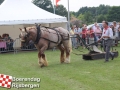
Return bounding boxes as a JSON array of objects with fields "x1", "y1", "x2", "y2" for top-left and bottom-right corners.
[{"x1": 98, "y1": 21, "x2": 115, "y2": 62}]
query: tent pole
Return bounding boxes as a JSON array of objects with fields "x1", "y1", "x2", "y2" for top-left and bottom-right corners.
[
  {"x1": 53, "y1": 0, "x2": 55, "y2": 14},
  {"x1": 67, "y1": 0, "x2": 70, "y2": 31}
]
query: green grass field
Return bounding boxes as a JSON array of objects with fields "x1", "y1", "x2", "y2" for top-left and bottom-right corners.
[{"x1": 0, "y1": 47, "x2": 120, "y2": 90}]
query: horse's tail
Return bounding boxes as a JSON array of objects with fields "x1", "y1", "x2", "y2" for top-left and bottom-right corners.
[{"x1": 68, "y1": 37, "x2": 72, "y2": 53}]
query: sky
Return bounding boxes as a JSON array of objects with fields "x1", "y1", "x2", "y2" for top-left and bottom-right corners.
[{"x1": 50, "y1": 0, "x2": 120, "y2": 12}]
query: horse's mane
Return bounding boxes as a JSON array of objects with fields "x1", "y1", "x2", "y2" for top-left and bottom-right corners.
[
  {"x1": 26, "y1": 26, "x2": 36, "y2": 31},
  {"x1": 41, "y1": 26, "x2": 58, "y2": 30},
  {"x1": 25, "y1": 26, "x2": 58, "y2": 31}
]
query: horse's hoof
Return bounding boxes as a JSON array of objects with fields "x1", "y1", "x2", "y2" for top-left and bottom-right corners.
[
  {"x1": 60, "y1": 61, "x2": 64, "y2": 64},
  {"x1": 64, "y1": 61, "x2": 70, "y2": 64},
  {"x1": 40, "y1": 64, "x2": 45, "y2": 68}
]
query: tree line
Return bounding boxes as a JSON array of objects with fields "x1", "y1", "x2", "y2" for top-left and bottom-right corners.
[
  {"x1": 0, "y1": 0, "x2": 120, "y2": 25},
  {"x1": 72, "y1": 4, "x2": 120, "y2": 24},
  {"x1": 33, "y1": 0, "x2": 68, "y2": 18}
]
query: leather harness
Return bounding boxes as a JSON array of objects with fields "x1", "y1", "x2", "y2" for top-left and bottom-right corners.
[
  {"x1": 34, "y1": 25, "x2": 69, "y2": 49},
  {"x1": 34, "y1": 25, "x2": 41, "y2": 44}
]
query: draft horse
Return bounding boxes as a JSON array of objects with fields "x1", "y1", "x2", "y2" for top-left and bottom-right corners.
[{"x1": 19, "y1": 24, "x2": 72, "y2": 67}]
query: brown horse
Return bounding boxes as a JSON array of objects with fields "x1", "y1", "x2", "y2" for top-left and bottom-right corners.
[{"x1": 19, "y1": 24, "x2": 72, "y2": 67}]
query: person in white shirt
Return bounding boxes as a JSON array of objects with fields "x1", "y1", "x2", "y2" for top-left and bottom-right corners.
[
  {"x1": 113, "y1": 21, "x2": 119, "y2": 46},
  {"x1": 92, "y1": 22, "x2": 97, "y2": 31},
  {"x1": 74, "y1": 26, "x2": 82, "y2": 47},
  {"x1": 98, "y1": 21, "x2": 115, "y2": 62},
  {"x1": 94, "y1": 24, "x2": 102, "y2": 41},
  {"x1": 74, "y1": 26, "x2": 82, "y2": 35},
  {"x1": 92, "y1": 22, "x2": 98, "y2": 42}
]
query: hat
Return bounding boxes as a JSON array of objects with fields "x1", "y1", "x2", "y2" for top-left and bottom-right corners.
[{"x1": 113, "y1": 21, "x2": 117, "y2": 24}]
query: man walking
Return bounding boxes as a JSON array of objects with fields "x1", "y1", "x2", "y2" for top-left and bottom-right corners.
[{"x1": 98, "y1": 21, "x2": 115, "y2": 62}]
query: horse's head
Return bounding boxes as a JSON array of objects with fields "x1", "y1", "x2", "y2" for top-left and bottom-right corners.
[
  {"x1": 19, "y1": 24, "x2": 41, "y2": 45},
  {"x1": 19, "y1": 27, "x2": 30, "y2": 45}
]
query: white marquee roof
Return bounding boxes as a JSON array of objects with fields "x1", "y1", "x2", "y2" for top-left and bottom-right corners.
[{"x1": 0, "y1": 0, "x2": 67, "y2": 25}]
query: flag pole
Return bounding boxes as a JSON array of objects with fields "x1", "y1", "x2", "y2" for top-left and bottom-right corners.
[
  {"x1": 53, "y1": 0, "x2": 55, "y2": 14},
  {"x1": 68, "y1": 0, "x2": 70, "y2": 31}
]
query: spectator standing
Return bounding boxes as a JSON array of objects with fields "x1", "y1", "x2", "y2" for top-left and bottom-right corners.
[
  {"x1": 118, "y1": 22, "x2": 120, "y2": 27},
  {"x1": 70, "y1": 27, "x2": 77, "y2": 49},
  {"x1": 74, "y1": 26, "x2": 82, "y2": 46},
  {"x1": 94, "y1": 25, "x2": 102, "y2": 41},
  {"x1": 5, "y1": 34, "x2": 13, "y2": 49},
  {"x1": 89, "y1": 28, "x2": 95, "y2": 44},
  {"x1": 82, "y1": 27, "x2": 87, "y2": 48},
  {"x1": 113, "y1": 21, "x2": 119, "y2": 46},
  {"x1": 85, "y1": 26, "x2": 90, "y2": 44},
  {"x1": 93, "y1": 22, "x2": 97, "y2": 30},
  {"x1": 110, "y1": 24, "x2": 114, "y2": 33},
  {"x1": 118, "y1": 26, "x2": 120, "y2": 40},
  {"x1": 92, "y1": 22, "x2": 98, "y2": 42},
  {"x1": 0, "y1": 35, "x2": 1, "y2": 38}
]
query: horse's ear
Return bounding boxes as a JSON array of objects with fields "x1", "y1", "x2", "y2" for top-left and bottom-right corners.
[
  {"x1": 38, "y1": 24, "x2": 41, "y2": 27},
  {"x1": 24, "y1": 27, "x2": 27, "y2": 32},
  {"x1": 19, "y1": 28, "x2": 22, "y2": 31},
  {"x1": 35, "y1": 23, "x2": 41, "y2": 26}
]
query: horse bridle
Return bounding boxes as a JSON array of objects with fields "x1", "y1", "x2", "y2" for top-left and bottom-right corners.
[
  {"x1": 19, "y1": 27, "x2": 30, "y2": 42},
  {"x1": 24, "y1": 27, "x2": 30, "y2": 38}
]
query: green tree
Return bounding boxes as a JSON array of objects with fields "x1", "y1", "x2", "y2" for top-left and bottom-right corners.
[
  {"x1": 97, "y1": 5, "x2": 110, "y2": 15},
  {"x1": 77, "y1": 14, "x2": 84, "y2": 21},
  {"x1": 107, "y1": 6, "x2": 120, "y2": 22},
  {"x1": 33, "y1": 0, "x2": 54, "y2": 13},
  {"x1": 97, "y1": 14, "x2": 107, "y2": 23},
  {"x1": 55, "y1": 5, "x2": 68, "y2": 18},
  {"x1": 0, "y1": 0, "x2": 4, "y2": 5},
  {"x1": 70, "y1": 11, "x2": 77, "y2": 16},
  {"x1": 84, "y1": 11, "x2": 93, "y2": 24},
  {"x1": 76, "y1": 4, "x2": 110, "y2": 17},
  {"x1": 74, "y1": 4, "x2": 111, "y2": 23}
]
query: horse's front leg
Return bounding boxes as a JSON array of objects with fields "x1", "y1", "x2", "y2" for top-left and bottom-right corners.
[
  {"x1": 58, "y1": 45, "x2": 65, "y2": 63},
  {"x1": 38, "y1": 46, "x2": 48, "y2": 68}
]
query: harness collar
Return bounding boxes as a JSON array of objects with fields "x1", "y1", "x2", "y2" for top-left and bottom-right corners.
[{"x1": 34, "y1": 25, "x2": 41, "y2": 44}]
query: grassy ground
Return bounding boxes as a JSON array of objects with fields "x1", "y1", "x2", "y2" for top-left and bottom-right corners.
[{"x1": 0, "y1": 47, "x2": 120, "y2": 90}]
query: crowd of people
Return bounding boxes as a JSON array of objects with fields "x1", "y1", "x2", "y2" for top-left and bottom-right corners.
[
  {"x1": 70, "y1": 21, "x2": 120, "y2": 49},
  {"x1": 0, "y1": 33, "x2": 13, "y2": 50},
  {"x1": 0, "y1": 33, "x2": 35, "y2": 51}
]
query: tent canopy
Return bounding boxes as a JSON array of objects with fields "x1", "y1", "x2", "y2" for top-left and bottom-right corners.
[{"x1": 0, "y1": 0, "x2": 67, "y2": 25}]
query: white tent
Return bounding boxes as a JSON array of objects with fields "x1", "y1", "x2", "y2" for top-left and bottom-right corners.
[
  {"x1": 0, "y1": 0, "x2": 67, "y2": 39},
  {"x1": 0, "y1": 0, "x2": 67, "y2": 25}
]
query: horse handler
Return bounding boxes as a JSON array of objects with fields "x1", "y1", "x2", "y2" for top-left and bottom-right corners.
[{"x1": 98, "y1": 21, "x2": 115, "y2": 62}]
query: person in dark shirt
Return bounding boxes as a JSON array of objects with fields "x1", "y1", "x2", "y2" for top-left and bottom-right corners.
[{"x1": 5, "y1": 34, "x2": 13, "y2": 50}]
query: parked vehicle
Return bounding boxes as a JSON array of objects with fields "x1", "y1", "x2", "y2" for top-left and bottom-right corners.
[{"x1": 87, "y1": 22, "x2": 113, "y2": 30}]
